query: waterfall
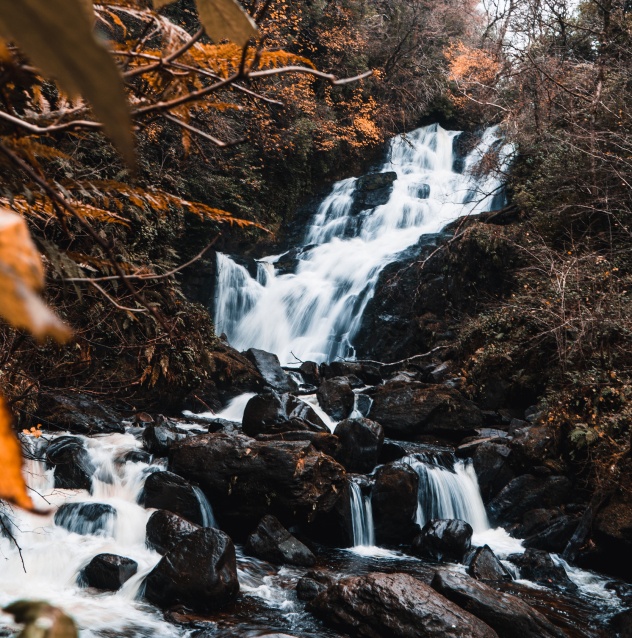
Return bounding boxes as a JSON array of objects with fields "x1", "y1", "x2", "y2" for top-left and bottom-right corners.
[
  {"x1": 349, "y1": 479, "x2": 375, "y2": 547},
  {"x1": 193, "y1": 486, "x2": 218, "y2": 528},
  {"x1": 402, "y1": 453, "x2": 490, "y2": 534},
  {"x1": 214, "y1": 123, "x2": 513, "y2": 364}
]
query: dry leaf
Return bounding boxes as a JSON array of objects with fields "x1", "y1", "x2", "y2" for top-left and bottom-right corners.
[
  {"x1": 0, "y1": 396, "x2": 33, "y2": 510},
  {"x1": 0, "y1": 0, "x2": 134, "y2": 165},
  {"x1": 4, "y1": 600, "x2": 78, "y2": 638},
  {"x1": 0, "y1": 208, "x2": 71, "y2": 342}
]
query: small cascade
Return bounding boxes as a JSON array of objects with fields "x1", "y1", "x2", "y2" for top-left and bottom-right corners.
[
  {"x1": 193, "y1": 486, "x2": 218, "y2": 528},
  {"x1": 349, "y1": 479, "x2": 375, "y2": 547},
  {"x1": 402, "y1": 453, "x2": 490, "y2": 534}
]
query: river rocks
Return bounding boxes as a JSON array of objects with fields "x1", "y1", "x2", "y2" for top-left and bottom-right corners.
[
  {"x1": 369, "y1": 381, "x2": 483, "y2": 438},
  {"x1": 321, "y1": 361, "x2": 382, "y2": 385},
  {"x1": 471, "y1": 442, "x2": 514, "y2": 502},
  {"x1": 141, "y1": 471, "x2": 206, "y2": 526},
  {"x1": 245, "y1": 514, "x2": 315, "y2": 567},
  {"x1": 242, "y1": 391, "x2": 328, "y2": 437},
  {"x1": 298, "y1": 361, "x2": 320, "y2": 386},
  {"x1": 297, "y1": 570, "x2": 336, "y2": 601},
  {"x1": 55, "y1": 503, "x2": 116, "y2": 536},
  {"x1": 45, "y1": 436, "x2": 95, "y2": 491},
  {"x1": 146, "y1": 510, "x2": 200, "y2": 555},
  {"x1": 467, "y1": 545, "x2": 512, "y2": 581},
  {"x1": 308, "y1": 572, "x2": 498, "y2": 638},
  {"x1": 487, "y1": 475, "x2": 572, "y2": 525},
  {"x1": 371, "y1": 463, "x2": 419, "y2": 544},
  {"x1": 334, "y1": 417, "x2": 383, "y2": 473},
  {"x1": 351, "y1": 171, "x2": 397, "y2": 215},
  {"x1": 523, "y1": 514, "x2": 579, "y2": 553},
  {"x1": 316, "y1": 377, "x2": 354, "y2": 421},
  {"x1": 246, "y1": 348, "x2": 299, "y2": 393},
  {"x1": 507, "y1": 549, "x2": 576, "y2": 590},
  {"x1": 431, "y1": 570, "x2": 567, "y2": 638},
  {"x1": 511, "y1": 424, "x2": 560, "y2": 469},
  {"x1": 144, "y1": 528, "x2": 238, "y2": 612},
  {"x1": 412, "y1": 519, "x2": 473, "y2": 562},
  {"x1": 81, "y1": 554, "x2": 138, "y2": 591},
  {"x1": 142, "y1": 425, "x2": 187, "y2": 457},
  {"x1": 256, "y1": 431, "x2": 340, "y2": 458},
  {"x1": 169, "y1": 433, "x2": 345, "y2": 534}
]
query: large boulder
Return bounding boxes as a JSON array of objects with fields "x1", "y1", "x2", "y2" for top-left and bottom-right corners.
[
  {"x1": 54, "y1": 503, "x2": 116, "y2": 536},
  {"x1": 431, "y1": 570, "x2": 567, "y2": 638},
  {"x1": 316, "y1": 377, "x2": 354, "y2": 421},
  {"x1": 141, "y1": 471, "x2": 207, "y2": 526},
  {"x1": 256, "y1": 431, "x2": 340, "y2": 459},
  {"x1": 142, "y1": 426, "x2": 187, "y2": 457},
  {"x1": 308, "y1": 572, "x2": 498, "y2": 638},
  {"x1": 245, "y1": 514, "x2": 315, "y2": 567},
  {"x1": 45, "y1": 436, "x2": 95, "y2": 491},
  {"x1": 351, "y1": 171, "x2": 397, "y2": 215},
  {"x1": 371, "y1": 463, "x2": 419, "y2": 544},
  {"x1": 144, "y1": 528, "x2": 238, "y2": 612},
  {"x1": 369, "y1": 381, "x2": 482, "y2": 438},
  {"x1": 507, "y1": 549, "x2": 576, "y2": 590},
  {"x1": 523, "y1": 514, "x2": 579, "y2": 554},
  {"x1": 412, "y1": 519, "x2": 473, "y2": 562},
  {"x1": 471, "y1": 442, "x2": 514, "y2": 502},
  {"x1": 321, "y1": 361, "x2": 382, "y2": 385},
  {"x1": 296, "y1": 570, "x2": 336, "y2": 601},
  {"x1": 511, "y1": 424, "x2": 560, "y2": 469},
  {"x1": 169, "y1": 433, "x2": 345, "y2": 534},
  {"x1": 146, "y1": 510, "x2": 200, "y2": 555},
  {"x1": 467, "y1": 545, "x2": 512, "y2": 581},
  {"x1": 242, "y1": 391, "x2": 328, "y2": 437},
  {"x1": 246, "y1": 348, "x2": 299, "y2": 393},
  {"x1": 81, "y1": 554, "x2": 138, "y2": 591},
  {"x1": 334, "y1": 417, "x2": 383, "y2": 473}
]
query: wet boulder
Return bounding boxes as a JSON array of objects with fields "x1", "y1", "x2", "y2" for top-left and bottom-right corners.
[
  {"x1": 372, "y1": 463, "x2": 419, "y2": 544},
  {"x1": 141, "y1": 471, "x2": 207, "y2": 526},
  {"x1": 45, "y1": 436, "x2": 95, "y2": 491},
  {"x1": 431, "y1": 570, "x2": 567, "y2": 638},
  {"x1": 242, "y1": 390, "x2": 328, "y2": 437},
  {"x1": 321, "y1": 361, "x2": 382, "y2": 385},
  {"x1": 81, "y1": 553, "x2": 138, "y2": 591},
  {"x1": 246, "y1": 348, "x2": 299, "y2": 393},
  {"x1": 334, "y1": 417, "x2": 384, "y2": 473},
  {"x1": 298, "y1": 361, "x2": 320, "y2": 386},
  {"x1": 144, "y1": 528, "x2": 239, "y2": 612},
  {"x1": 523, "y1": 514, "x2": 579, "y2": 554},
  {"x1": 146, "y1": 509, "x2": 200, "y2": 555},
  {"x1": 245, "y1": 514, "x2": 315, "y2": 567},
  {"x1": 297, "y1": 570, "x2": 336, "y2": 601},
  {"x1": 256, "y1": 431, "x2": 340, "y2": 459},
  {"x1": 507, "y1": 549, "x2": 576, "y2": 590},
  {"x1": 316, "y1": 377, "x2": 354, "y2": 421},
  {"x1": 511, "y1": 424, "x2": 560, "y2": 469},
  {"x1": 351, "y1": 171, "x2": 397, "y2": 215},
  {"x1": 471, "y1": 442, "x2": 514, "y2": 502},
  {"x1": 142, "y1": 425, "x2": 187, "y2": 457},
  {"x1": 466, "y1": 545, "x2": 512, "y2": 581},
  {"x1": 55, "y1": 502, "x2": 116, "y2": 536},
  {"x1": 309, "y1": 572, "x2": 498, "y2": 638},
  {"x1": 412, "y1": 519, "x2": 473, "y2": 562},
  {"x1": 123, "y1": 449, "x2": 152, "y2": 464},
  {"x1": 369, "y1": 381, "x2": 483, "y2": 438},
  {"x1": 169, "y1": 433, "x2": 345, "y2": 535}
]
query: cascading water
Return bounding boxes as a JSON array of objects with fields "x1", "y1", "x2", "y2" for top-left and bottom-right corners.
[
  {"x1": 349, "y1": 479, "x2": 375, "y2": 547},
  {"x1": 214, "y1": 124, "x2": 512, "y2": 364}
]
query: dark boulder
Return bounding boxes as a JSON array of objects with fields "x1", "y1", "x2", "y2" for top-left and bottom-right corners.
[
  {"x1": 431, "y1": 570, "x2": 567, "y2": 638},
  {"x1": 372, "y1": 463, "x2": 419, "y2": 544},
  {"x1": 351, "y1": 172, "x2": 397, "y2": 215},
  {"x1": 316, "y1": 377, "x2": 354, "y2": 421},
  {"x1": 511, "y1": 424, "x2": 560, "y2": 470},
  {"x1": 146, "y1": 510, "x2": 200, "y2": 555},
  {"x1": 334, "y1": 417, "x2": 383, "y2": 473},
  {"x1": 507, "y1": 549, "x2": 576, "y2": 590},
  {"x1": 256, "y1": 431, "x2": 340, "y2": 459},
  {"x1": 523, "y1": 514, "x2": 579, "y2": 553},
  {"x1": 246, "y1": 348, "x2": 299, "y2": 393},
  {"x1": 169, "y1": 433, "x2": 345, "y2": 535},
  {"x1": 298, "y1": 361, "x2": 320, "y2": 386},
  {"x1": 45, "y1": 436, "x2": 95, "y2": 491},
  {"x1": 308, "y1": 572, "x2": 498, "y2": 638},
  {"x1": 297, "y1": 570, "x2": 336, "y2": 601},
  {"x1": 142, "y1": 425, "x2": 187, "y2": 457},
  {"x1": 81, "y1": 553, "x2": 138, "y2": 591},
  {"x1": 471, "y1": 442, "x2": 514, "y2": 502},
  {"x1": 355, "y1": 394, "x2": 373, "y2": 417},
  {"x1": 123, "y1": 449, "x2": 152, "y2": 464},
  {"x1": 610, "y1": 609, "x2": 632, "y2": 638},
  {"x1": 321, "y1": 361, "x2": 382, "y2": 385},
  {"x1": 369, "y1": 381, "x2": 482, "y2": 438},
  {"x1": 245, "y1": 514, "x2": 315, "y2": 567},
  {"x1": 466, "y1": 545, "x2": 512, "y2": 581},
  {"x1": 144, "y1": 528, "x2": 239, "y2": 612},
  {"x1": 242, "y1": 391, "x2": 328, "y2": 437},
  {"x1": 412, "y1": 519, "x2": 473, "y2": 562},
  {"x1": 141, "y1": 471, "x2": 207, "y2": 526},
  {"x1": 55, "y1": 503, "x2": 116, "y2": 536}
]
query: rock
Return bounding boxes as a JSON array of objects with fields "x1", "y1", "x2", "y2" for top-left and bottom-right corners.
[
  {"x1": 142, "y1": 425, "x2": 187, "y2": 457},
  {"x1": 412, "y1": 519, "x2": 473, "y2": 562},
  {"x1": 256, "y1": 431, "x2": 340, "y2": 458},
  {"x1": 511, "y1": 424, "x2": 560, "y2": 469},
  {"x1": 169, "y1": 433, "x2": 345, "y2": 535},
  {"x1": 351, "y1": 172, "x2": 397, "y2": 215},
  {"x1": 431, "y1": 569, "x2": 567, "y2": 638},
  {"x1": 488, "y1": 475, "x2": 572, "y2": 525},
  {"x1": 316, "y1": 377, "x2": 354, "y2": 421},
  {"x1": 333, "y1": 417, "x2": 383, "y2": 473},
  {"x1": 372, "y1": 463, "x2": 419, "y2": 544},
  {"x1": 245, "y1": 514, "x2": 315, "y2": 567},
  {"x1": 507, "y1": 549, "x2": 576, "y2": 590},
  {"x1": 246, "y1": 348, "x2": 299, "y2": 393},
  {"x1": 466, "y1": 545, "x2": 512, "y2": 581},
  {"x1": 355, "y1": 394, "x2": 373, "y2": 417},
  {"x1": 471, "y1": 442, "x2": 514, "y2": 502},
  {"x1": 144, "y1": 528, "x2": 239, "y2": 612},
  {"x1": 123, "y1": 449, "x2": 152, "y2": 464},
  {"x1": 242, "y1": 390, "x2": 328, "y2": 437},
  {"x1": 309, "y1": 572, "x2": 498, "y2": 638},
  {"x1": 36, "y1": 391, "x2": 123, "y2": 435},
  {"x1": 369, "y1": 381, "x2": 483, "y2": 438},
  {"x1": 55, "y1": 503, "x2": 116, "y2": 536},
  {"x1": 321, "y1": 361, "x2": 382, "y2": 385},
  {"x1": 298, "y1": 361, "x2": 320, "y2": 386},
  {"x1": 141, "y1": 471, "x2": 206, "y2": 526},
  {"x1": 523, "y1": 514, "x2": 579, "y2": 553},
  {"x1": 610, "y1": 609, "x2": 632, "y2": 638},
  {"x1": 146, "y1": 510, "x2": 200, "y2": 555},
  {"x1": 81, "y1": 554, "x2": 138, "y2": 591},
  {"x1": 297, "y1": 570, "x2": 336, "y2": 601},
  {"x1": 134, "y1": 412, "x2": 154, "y2": 425},
  {"x1": 45, "y1": 436, "x2": 95, "y2": 491}
]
